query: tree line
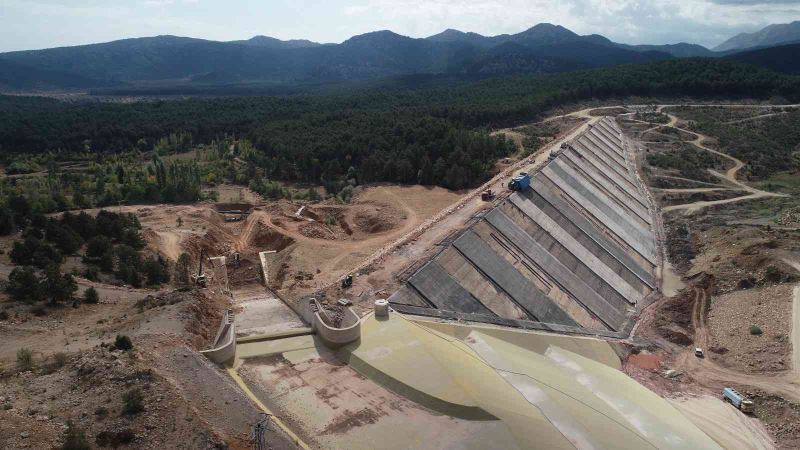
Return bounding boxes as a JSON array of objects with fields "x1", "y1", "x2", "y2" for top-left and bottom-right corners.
[{"x1": 1, "y1": 58, "x2": 799, "y2": 193}]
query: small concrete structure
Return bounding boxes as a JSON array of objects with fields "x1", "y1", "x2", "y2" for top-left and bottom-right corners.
[
  {"x1": 374, "y1": 299, "x2": 389, "y2": 317},
  {"x1": 200, "y1": 309, "x2": 236, "y2": 364},
  {"x1": 308, "y1": 299, "x2": 361, "y2": 348}
]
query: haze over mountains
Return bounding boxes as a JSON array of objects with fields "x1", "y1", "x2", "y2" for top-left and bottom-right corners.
[{"x1": 0, "y1": 21, "x2": 798, "y2": 92}]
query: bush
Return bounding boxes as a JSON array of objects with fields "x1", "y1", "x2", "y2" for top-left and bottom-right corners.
[
  {"x1": 84, "y1": 287, "x2": 99, "y2": 304},
  {"x1": 0, "y1": 309, "x2": 8, "y2": 321},
  {"x1": 96, "y1": 429, "x2": 135, "y2": 447},
  {"x1": 6, "y1": 266, "x2": 42, "y2": 303},
  {"x1": 750, "y1": 325, "x2": 763, "y2": 335},
  {"x1": 114, "y1": 334, "x2": 133, "y2": 351},
  {"x1": 62, "y1": 421, "x2": 90, "y2": 450},
  {"x1": 53, "y1": 352, "x2": 68, "y2": 368},
  {"x1": 122, "y1": 389, "x2": 144, "y2": 415},
  {"x1": 94, "y1": 406, "x2": 109, "y2": 419},
  {"x1": 16, "y1": 348, "x2": 33, "y2": 371}
]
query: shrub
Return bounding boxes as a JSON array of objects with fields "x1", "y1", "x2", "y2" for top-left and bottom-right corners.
[
  {"x1": 114, "y1": 335, "x2": 133, "y2": 351},
  {"x1": 750, "y1": 325, "x2": 763, "y2": 335},
  {"x1": 53, "y1": 352, "x2": 68, "y2": 368},
  {"x1": 0, "y1": 309, "x2": 8, "y2": 321},
  {"x1": 96, "y1": 429, "x2": 135, "y2": 447},
  {"x1": 122, "y1": 389, "x2": 144, "y2": 415},
  {"x1": 62, "y1": 421, "x2": 90, "y2": 450},
  {"x1": 84, "y1": 287, "x2": 99, "y2": 304},
  {"x1": 94, "y1": 406, "x2": 109, "y2": 419},
  {"x1": 6, "y1": 266, "x2": 43, "y2": 304},
  {"x1": 16, "y1": 348, "x2": 33, "y2": 371}
]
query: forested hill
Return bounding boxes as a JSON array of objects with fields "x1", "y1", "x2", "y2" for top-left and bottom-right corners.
[
  {"x1": 1, "y1": 58, "x2": 798, "y2": 191},
  {"x1": 0, "y1": 24, "x2": 678, "y2": 90}
]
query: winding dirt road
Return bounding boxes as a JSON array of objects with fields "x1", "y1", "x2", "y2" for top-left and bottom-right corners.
[{"x1": 628, "y1": 107, "x2": 790, "y2": 213}]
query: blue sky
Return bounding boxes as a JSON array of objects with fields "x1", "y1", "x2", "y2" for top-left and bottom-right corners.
[{"x1": 1, "y1": 0, "x2": 799, "y2": 52}]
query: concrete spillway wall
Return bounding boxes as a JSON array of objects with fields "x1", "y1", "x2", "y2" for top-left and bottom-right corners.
[
  {"x1": 200, "y1": 309, "x2": 236, "y2": 364},
  {"x1": 389, "y1": 117, "x2": 658, "y2": 335}
]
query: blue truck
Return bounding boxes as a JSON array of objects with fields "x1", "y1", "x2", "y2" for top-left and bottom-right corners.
[
  {"x1": 723, "y1": 387, "x2": 754, "y2": 413},
  {"x1": 508, "y1": 172, "x2": 531, "y2": 191}
]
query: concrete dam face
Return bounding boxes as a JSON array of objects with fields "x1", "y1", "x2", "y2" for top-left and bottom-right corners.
[{"x1": 388, "y1": 117, "x2": 659, "y2": 337}]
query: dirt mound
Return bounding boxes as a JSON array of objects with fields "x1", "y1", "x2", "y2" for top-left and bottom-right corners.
[
  {"x1": 298, "y1": 222, "x2": 337, "y2": 240},
  {"x1": 182, "y1": 228, "x2": 232, "y2": 260},
  {"x1": 352, "y1": 203, "x2": 400, "y2": 234},
  {"x1": 227, "y1": 258, "x2": 262, "y2": 287},
  {"x1": 248, "y1": 222, "x2": 295, "y2": 252}
]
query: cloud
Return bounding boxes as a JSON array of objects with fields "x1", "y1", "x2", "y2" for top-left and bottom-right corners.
[{"x1": 708, "y1": 0, "x2": 800, "y2": 4}]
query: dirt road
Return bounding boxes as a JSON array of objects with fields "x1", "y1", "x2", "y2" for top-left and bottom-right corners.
[{"x1": 643, "y1": 110, "x2": 788, "y2": 213}]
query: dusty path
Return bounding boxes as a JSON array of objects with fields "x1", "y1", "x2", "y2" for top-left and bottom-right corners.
[
  {"x1": 724, "y1": 112, "x2": 789, "y2": 124},
  {"x1": 642, "y1": 109, "x2": 787, "y2": 213}
]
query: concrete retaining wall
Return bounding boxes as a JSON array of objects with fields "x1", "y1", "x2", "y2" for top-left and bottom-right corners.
[
  {"x1": 200, "y1": 309, "x2": 236, "y2": 364},
  {"x1": 308, "y1": 299, "x2": 361, "y2": 348}
]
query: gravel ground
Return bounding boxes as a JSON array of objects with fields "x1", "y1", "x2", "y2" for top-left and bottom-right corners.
[{"x1": 707, "y1": 283, "x2": 794, "y2": 372}]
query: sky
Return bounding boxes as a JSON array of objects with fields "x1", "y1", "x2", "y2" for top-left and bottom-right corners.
[{"x1": 1, "y1": 0, "x2": 800, "y2": 52}]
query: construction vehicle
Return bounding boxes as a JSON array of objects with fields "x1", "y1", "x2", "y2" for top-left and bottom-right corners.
[
  {"x1": 192, "y1": 249, "x2": 207, "y2": 287},
  {"x1": 722, "y1": 387, "x2": 754, "y2": 413},
  {"x1": 341, "y1": 274, "x2": 353, "y2": 289},
  {"x1": 481, "y1": 189, "x2": 496, "y2": 201},
  {"x1": 508, "y1": 172, "x2": 531, "y2": 192}
]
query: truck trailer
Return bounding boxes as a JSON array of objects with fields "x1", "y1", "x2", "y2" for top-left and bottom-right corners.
[{"x1": 723, "y1": 387, "x2": 754, "y2": 413}]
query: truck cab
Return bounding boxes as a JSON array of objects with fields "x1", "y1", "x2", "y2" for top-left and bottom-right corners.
[
  {"x1": 723, "y1": 387, "x2": 754, "y2": 413},
  {"x1": 508, "y1": 172, "x2": 531, "y2": 192}
]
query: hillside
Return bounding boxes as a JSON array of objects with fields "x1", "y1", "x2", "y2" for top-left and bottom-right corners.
[
  {"x1": 714, "y1": 20, "x2": 800, "y2": 52},
  {"x1": 727, "y1": 43, "x2": 800, "y2": 74},
  {"x1": 0, "y1": 24, "x2": 677, "y2": 91}
]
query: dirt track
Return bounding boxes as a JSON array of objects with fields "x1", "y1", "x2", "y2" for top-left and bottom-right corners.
[{"x1": 642, "y1": 109, "x2": 788, "y2": 213}]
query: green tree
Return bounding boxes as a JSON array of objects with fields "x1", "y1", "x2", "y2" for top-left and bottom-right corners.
[
  {"x1": 6, "y1": 266, "x2": 42, "y2": 303},
  {"x1": 84, "y1": 287, "x2": 99, "y2": 304}
]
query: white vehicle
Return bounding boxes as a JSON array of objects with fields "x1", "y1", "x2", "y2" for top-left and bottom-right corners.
[{"x1": 694, "y1": 348, "x2": 704, "y2": 358}]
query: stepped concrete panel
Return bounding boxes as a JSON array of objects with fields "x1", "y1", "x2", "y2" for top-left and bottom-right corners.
[
  {"x1": 409, "y1": 262, "x2": 493, "y2": 315},
  {"x1": 572, "y1": 139, "x2": 640, "y2": 194},
  {"x1": 541, "y1": 164, "x2": 657, "y2": 263},
  {"x1": 484, "y1": 210, "x2": 626, "y2": 330},
  {"x1": 583, "y1": 132, "x2": 627, "y2": 169},
  {"x1": 506, "y1": 196, "x2": 644, "y2": 303},
  {"x1": 561, "y1": 149, "x2": 651, "y2": 223},
  {"x1": 562, "y1": 147, "x2": 648, "y2": 211},
  {"x1": 530, "y1": 181, "x2": 655, "y2": 282},
  {"x1": 437, "y1": 247, "x2": 529, "y2": 320},
  {"x1": 551, "y1": 157, "x2": 651, "y2": 227},
  {"x1": 469, "y1": 221, "x2": 605, "y2": 329},
  {"x1": 453, "y1": 230, "x2": 577, "y2": 326}
]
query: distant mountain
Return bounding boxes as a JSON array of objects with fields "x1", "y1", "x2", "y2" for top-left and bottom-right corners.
[
  {"x1": 726, "y1": 43, "x2": 800, "y2": 74},
  {"x1": 425, "y1": 25, "x2": 711, "y2": 58},
  {"x1": 0, "y1": 24, "x2": 720, "y2": 92},
  {"x1": 714, "y1": 21, "x2": 800, "y2": 52},
  {"x1": 229, "y1": 35, "x2": 323, "y2": 49},
  {"x1": 426, "y1": 29, "x2": 494, "y2": 48},
  {"x1": 0, "y1": 58, "x2": 116, "y2": 91}
]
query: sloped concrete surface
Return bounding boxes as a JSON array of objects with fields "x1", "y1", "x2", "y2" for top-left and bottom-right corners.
[{"x1": 390, "y1": 117, "x2": 658, "y2": 335}]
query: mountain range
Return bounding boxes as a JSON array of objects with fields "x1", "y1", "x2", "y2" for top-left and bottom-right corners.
[
  {"x1": 714, "y1": 20, "x2": 800, "y2": 52},
  {"x1": 0, "y1": 22, "x2": 798, "y2": 92}
]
